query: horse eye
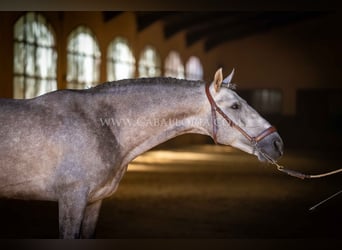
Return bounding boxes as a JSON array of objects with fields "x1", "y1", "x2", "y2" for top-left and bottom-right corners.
[{"x1": 231, "y1": 103, "x2": 240, "y2": 110}]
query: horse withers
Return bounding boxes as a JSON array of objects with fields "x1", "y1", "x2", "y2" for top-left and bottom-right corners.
[{"x1": 0, "y1": 69, "x2": 283, "y2": 238}]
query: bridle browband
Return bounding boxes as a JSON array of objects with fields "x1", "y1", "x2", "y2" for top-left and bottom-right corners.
[{"x1": 205, "y1": 82, "x2": 277, "y2": 146}]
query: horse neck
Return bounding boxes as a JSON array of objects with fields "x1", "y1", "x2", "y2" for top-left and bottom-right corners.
[{"x1": 96, "y1": 80, "x2": 211, "y2": 165}]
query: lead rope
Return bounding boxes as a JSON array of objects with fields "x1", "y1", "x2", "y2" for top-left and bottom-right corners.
[{"x1": 255, "y1": 146, "x2": 342, "y2": 210}]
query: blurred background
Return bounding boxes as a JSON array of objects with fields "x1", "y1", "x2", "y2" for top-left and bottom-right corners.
[
  {"x1": 0, "y1": 11, "x2": 341, "y2": 239},
  {"x1": 0, "y1": 11, "x2": 341, "y2": 149}
]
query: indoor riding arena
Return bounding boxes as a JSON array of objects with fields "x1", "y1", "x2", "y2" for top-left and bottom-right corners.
[{"x1": 0, "y1": 9, "x2": 341, "y2": 246}]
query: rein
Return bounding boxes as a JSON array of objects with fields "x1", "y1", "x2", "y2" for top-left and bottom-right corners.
[
  {"x1": 205, "y1": 81, "x2": 342, "y2": 209},
  {"x1": 257, "y1": 146, "x2": 342, "y2": 210},
  {"x1": 255, "y1": 146, "x2": 342, "y2": 180}
]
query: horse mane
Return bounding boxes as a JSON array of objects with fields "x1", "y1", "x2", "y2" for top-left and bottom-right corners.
[{"x1": 90, "y1": 77, "x2": 205, "y2": 92}]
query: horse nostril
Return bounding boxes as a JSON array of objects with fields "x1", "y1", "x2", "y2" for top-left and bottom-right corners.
[{"x1": 273, "y1": 139, "x2": 284, "y2": 155}]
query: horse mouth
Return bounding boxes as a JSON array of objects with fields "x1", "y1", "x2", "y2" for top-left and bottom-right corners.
[
  {"x1": 256, "y1": 150, "x2": 277, "y2": 163},
  {"x1": 254, "y1": 133, "x2": 284, "y2": 163}
]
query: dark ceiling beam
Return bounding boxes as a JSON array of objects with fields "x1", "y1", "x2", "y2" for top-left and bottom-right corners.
[
  {"x1": 102, "y1": 11, "x2": 124, "y2": 22},
  {"x1": 135, "y1": 11, "x2": 176, "y2": 32},
  {"x1": 104, "y1": 11, "x2": 328, "y2": 52},
  {"x1": 186, "y1": 12, "x2": 263, "y2": 47},
  {"x1": 163, "y1": 12, "x2": 218, "y2": 39},
  {"x1": 204, "y1": 12, "x2": 326, "y2": 51}
]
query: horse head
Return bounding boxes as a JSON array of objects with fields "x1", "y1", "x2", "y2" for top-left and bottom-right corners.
[{"x1": 206, "y1": 68, "x2": 284, "y2": 162}]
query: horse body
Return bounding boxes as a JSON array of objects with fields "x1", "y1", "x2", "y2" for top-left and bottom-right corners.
[{"x1": 0, "y1": 69, "x2": 283, "y2": 238}]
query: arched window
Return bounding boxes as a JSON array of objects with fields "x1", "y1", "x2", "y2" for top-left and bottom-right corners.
[
  {"x1": 13, "y1": 12, "x2": 57, "y2": 99},
  {"x1": 186, "y1": 56, "x2": 203, "y2": 80},
  {"x1": 107, "y1": 37, "x2": 135, "y2": 81},
  {"x1": 67, "y1": 26, "x2": 101, "y2": 89},
  {"x1": 138, "y1": 46, "x2": 161, "y2": 77},
  {"x1": 164, "y1": 51, "x2": 184, "y2": 79}
]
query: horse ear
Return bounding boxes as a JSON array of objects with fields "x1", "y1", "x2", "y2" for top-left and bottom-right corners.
[
  {"x1": 222, "y1": 68, "x2": 235, "y2": 85},
  {"x1": 213, "y1": 68, "x2": 223, "y2": 92}
]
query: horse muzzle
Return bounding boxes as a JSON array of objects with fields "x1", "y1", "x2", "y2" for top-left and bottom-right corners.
[{"x1": 255, "y1": 131, "x2": 284, "y2": 162}]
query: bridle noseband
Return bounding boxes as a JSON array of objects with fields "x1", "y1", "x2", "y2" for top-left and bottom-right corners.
[{"x1": 205, "y1": 82, "x2": 277, "y2": 146}]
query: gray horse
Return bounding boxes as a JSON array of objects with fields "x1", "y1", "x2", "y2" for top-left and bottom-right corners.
[{"x1": 0, "y1": 69, "x2": 283, "y2": 238}]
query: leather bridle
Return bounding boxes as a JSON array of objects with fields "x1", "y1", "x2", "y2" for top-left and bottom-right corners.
[
  {"x1": 205, "y1": 81, "x2": 342, "y2": 209},
  {"x1": 205, "y1": 82, "x2": 277, "y2": 146}
]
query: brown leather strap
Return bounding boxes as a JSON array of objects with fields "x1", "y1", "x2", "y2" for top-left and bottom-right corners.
[
  {"x1": 205, "y1": 82, "x2": 276, "y2": 145},
  {"x1": 252, "y1": 126, "x2": 277, "y2": 143}
]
